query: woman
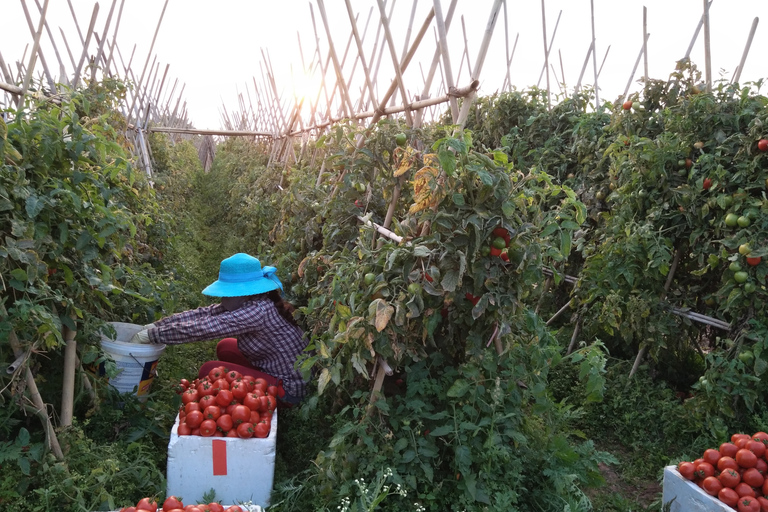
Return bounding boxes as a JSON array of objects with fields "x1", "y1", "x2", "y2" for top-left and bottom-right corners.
[{"x1": 130, "y1": 253, "x2": 309, "y2": 404}]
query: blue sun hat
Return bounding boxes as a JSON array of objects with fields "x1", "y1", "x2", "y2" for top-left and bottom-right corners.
[{"x1": 202, "y1": 253, "x2": 283, "y2": 297}]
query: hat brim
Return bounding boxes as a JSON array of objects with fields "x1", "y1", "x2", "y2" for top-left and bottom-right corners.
[{"x1": 202, "y1": 279, "x2": 280, "y2": 297}]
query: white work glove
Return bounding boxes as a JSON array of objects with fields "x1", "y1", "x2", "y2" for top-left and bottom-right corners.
[
  {"x1": 143, "y1": 323, "x2": 156, "y2": 330},
  {"x1": 129, "y1": 329, "x2": 152, "y2": 344}
]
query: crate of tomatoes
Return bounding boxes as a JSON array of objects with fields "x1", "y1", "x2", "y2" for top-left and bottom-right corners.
[
  {"x1": 663, "y1": 432, "x2": 768, "y2": 512},
  {"x1": 166, "y1": 366, "x2": 278, "y2": 508},
  {"x1": 116, "y1": 496, "x2": 262, "y2": 511}
]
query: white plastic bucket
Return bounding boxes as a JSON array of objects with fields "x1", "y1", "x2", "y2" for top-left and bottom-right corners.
[{"x1": 100, "y1": 322, "x2": 165, "y2": 399}]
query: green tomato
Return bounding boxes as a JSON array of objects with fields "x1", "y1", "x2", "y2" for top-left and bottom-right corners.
[
  {"x1": 734, "y1": 271, "x2": 749, "y2": 284},
  {"x1": 739, "y1": 243, "x2": 751, "y2": 256},
  {"x1": 492, "y1": 237, "x2": 507, "y2": 250},
  {"x1": 725, "y1": 213, "x2": 739, "y2": 227},
  {"x1": 744, "y1": 282, "x2": 756, "y2": 294},
  {"x1": 729, "y1": 261, "x2": 743, "y2": 272},
  {"x1": 480, "y1": 246, "x2": 491, "y2": 257},
  {"x1": 396, "y1": 133, "x2": 407, "y2": 147},
  {"x1": 364, "y1": 273, "x2": 376, "y2": 286},
  {"x1": 739, "y1": 350, "x2": 754, "y2": 365},
  {"x1": 407, "y1": 282, "x2": 422, "y2": 295},
  {"x1": 737, "y1": 216, "x2": 751, "y2": 228}
]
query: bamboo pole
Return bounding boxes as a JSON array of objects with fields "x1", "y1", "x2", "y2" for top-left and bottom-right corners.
[
  {"x1": 536, "y1": 9, "x2": 562, "y2": 89},
  {"x1": 343, "y1": 2, "x2": 378, "y2": 113},
  {"x1": 566, "y1": 320, "x2": 580, "y2": 355},
  {"x1": 72, "y1": 3, "x2": 99, "y2": 89},
  {"x1": 0, "y1": 52, "x2": 14, "y2": 84},
  {"x1": 400, "y1": 0, "x2": 419, "y2": 65},
  {"x1": 642, "y1": 6, "x2": 649, "y2": 84},
  {"x1": 546, "y1": 301, "x2": 571, "y2": 326},
  {"x1": 316, "y1": 0, "x2": 356, "y2": 119},
  {"x1": 433, "y1": 0, "x2": 459, "y2": 122},
  {"x1": 91, "y1": 0, "x2": 117, "y2": 82},
  {"x1": 558, "y1": 50, "x2": 566, "y2": 97},
  {"x1": 369, "y1": 0, "x2": 398, "y2": 106},
  {"x1": 684, "y1": 1, "x2": 712, "y2": 61},
  {"x1": 19, "y1": 0, "x2": 52, "y2": 98},
  {"x1": 702, "y1": 0, "x2": 712, "y2": 92},
  {"x1": 623, "y1": 33, "x2": 650, "y2": 101},
  {"x1": 127, "y1": 0, "x2": 169, "y2": 122},
  {"x1": 375, "y1": 0, "x2": 414, "y2": 126},
  {"x1": 501, "y1": 32, "x2": 519, "y2": 92},
  {"x1": 105, "y1": 0, "x2": 126, "y2": 77},
  {"x1": 732, "y1": 17, "x2": 759, "y2": 85},
  {"x1": 597, "y1": 45, "x2": 611, "y2": 79},
  {"x1": 9, "y1": 330, "x2": 63, "y2": 460},
  {"x1": 31, "y1": 0, "x2": 66, "y2": 82},
  {"x1": 58, "y1": 28, "x2": 77, "y2": 72},
  {"x1": 66, "y1": 0, "x2": 85, "y2": 45},
  {"x1": 460, "y1": 16, "x2": 473, "y2": 82},
  {"x1": 412, "y1": 2, "x2": 453, "y2": 129},
  {"x1": 589, "y1": 0, "x2": 600, "y2": 108},
  {"x1": 540, "y1": 0, "x2": 551, "y2": 109},
  {"x1": 456, "y1": 0, "x2": 503, "y2": 128},
  {"x1": 60, "y1": 319, "x2": 77, "y2": 427}
]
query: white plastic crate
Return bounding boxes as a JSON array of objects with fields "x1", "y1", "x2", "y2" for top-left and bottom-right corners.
[
  {"x1": 662, "y1": 465, "x2": 733, "y2": 512},
  {"x1": 166, "y1": 410, "x2": 277, "y2": 508}
]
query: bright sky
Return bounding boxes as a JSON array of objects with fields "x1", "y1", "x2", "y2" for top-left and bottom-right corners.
[{"x1": 1, "y1": 1, "x2": 766, "y2": 129}]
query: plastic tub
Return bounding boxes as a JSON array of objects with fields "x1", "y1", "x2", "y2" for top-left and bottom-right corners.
[{"x1": 100, "y1": 322, "x2": 165, "y2": 399}]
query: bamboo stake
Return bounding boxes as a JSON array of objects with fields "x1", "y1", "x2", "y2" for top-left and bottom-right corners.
[
  {"x1": 433, "y1": 0, "x2": 459, "y2": 122},
  {"x1": 0, "y1": 51, "x2": 15, "y2": 84},
  {"x1": 623, "y1": 33, "x2": 650, "y2": 101},
  {"x1": 566, "y1": 320, "x2": 580, "y2": 355},
  {"x1": 60, "y1": 319, "x2": 77, "y2": 427},
  {"x1": 31, "y1": 0, "x2": 65, "y2": 82},
  {"x1": 369, "y1": 0, "x2": 398, "y2": 107},
  {"x1": 642, "y1": 6, "x2": 649, "y2": 84},
  {"x1": 316, "y1": 0, "x2": 356, "y2": 119},
  {"x1": 536, "y1": 8, "x2": 562, "y2": 89},
  {"x1": 72, "y1": 3, "x2": 99, "y2": 89},
  {"x1": 501, "y1": 32, "x2": 519, "y2": 92},
  {"x1": 19, "y1": 0, "x2": 53, "y2": 96},
  {"x1": 412, "y1": 2, "x2": 453, "y2": 129},
  {"x1": 546, "y1": 301, "x2": 571, "y2": 326},
  {"x1": 597, "y1": 45, "x2": 611, "y2": 79},
  {"x1": 58, "y1": 28, "x2": 77, "y2": 72},
  {"x1": 375, "y1": 0, "x2": 414, "y2": 126},
  {"x1": 732, "y1": 17, "x2": 759, "y2": 85},
  {"x1": 127, "y1": 0, "x2": 169, "y2": 122},
  {"x1": 456, "y1": 0, "x2": 503, "y2": 128},
  {"x1": 66, "y1": 0, "x2": 85, "y2": 45},
  {"x1": 589, "y1": 0, "x2": 600, "y2": 108},
  {"x1": 540, "y1": 0, "x2": 551, "y2": 109},
  {"x1": 702, "y1": 0, "x2": 712, "y2": 92},
  {"x1": 105, "y1": 0, "x2": 126, "y2": 77},
  {"x1": 91, "y1": 0, "x2": 117, "y2": 82},
  {"x1": 684, "y1": 1, "x2": 712, "y2": 61},
  {"x1": 400, "y1": 0, "x2": 419, "y2": 65},
  {"x1": 558, "y1": 50, "x2": 567, "y2": 98},
  {"x1": 460, "y1": 16, "x2": 473, "y2": 81},
  {"x1": 9, "y1": 330, "x2": 64, "y2": 460},
  {"x1": 344, "y1": 1, "x2": 378, "y2": 113}
]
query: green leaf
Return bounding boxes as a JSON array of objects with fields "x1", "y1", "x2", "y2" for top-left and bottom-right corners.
[
  {"x1": 429, "y1": 425, "x2": 453, "y2": 436},
  {"x1": 440, "y1": 269, "x2": 459, "y2": 292},
  {"x1": 452, "y1": 193, "x2": 465, "y2": 206},
  {"x1": 447, "y1": 378, "x2": 470, "y2": 397},
  {"x1": 317, "y1": 368, "x2": 331, "y2": 395}
]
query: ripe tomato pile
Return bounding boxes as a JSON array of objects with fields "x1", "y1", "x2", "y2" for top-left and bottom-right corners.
[
  {"x1": 677, "y1": 432, "x2": 768, "y2": 511},
  {"x1": 119, "y1": 495, "x2": 246, "y2": 512},
  {"x1": 176, "y1": 366, "x2": 277, "y2": 438}
]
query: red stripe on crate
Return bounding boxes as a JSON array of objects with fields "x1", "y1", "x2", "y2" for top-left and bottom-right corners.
[{"x1": 212, "y1": 439, "x2": 227, "y2": 476}]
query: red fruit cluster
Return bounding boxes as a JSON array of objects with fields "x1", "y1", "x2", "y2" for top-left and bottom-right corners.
[
  {"x1": 489, "y1": 227, "x2": 512, "y2": 262},
  {"x1": 677, "y1": 432, "x2": 768, "y2": 511},
  {"x1": 177, "y1": 366, "x2": 277, "y2": 438},
  {"x1": 119, "y1": 495, "x2": 245, "y2": 512}
]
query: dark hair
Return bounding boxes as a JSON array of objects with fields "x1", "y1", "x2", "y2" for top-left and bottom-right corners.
[{"x1": 265, "y1": 289, "x2": 299, "y2": 328}]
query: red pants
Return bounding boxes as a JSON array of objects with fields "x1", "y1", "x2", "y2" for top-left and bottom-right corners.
[{"x1": 198, "y1": 338, "x2": 280, "y2": 387}]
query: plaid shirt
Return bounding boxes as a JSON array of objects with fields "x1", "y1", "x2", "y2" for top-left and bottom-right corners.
[{"x1": 149, "y1": 298, "x2": 309, "y2": 398}]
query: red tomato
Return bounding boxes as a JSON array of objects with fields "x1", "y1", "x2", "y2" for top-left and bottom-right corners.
[
  {"x1": 249, "y1": 411, "x2": 260, "y2": 424},
  {"x1": 703, "y1": 448, "x2": 721, "y2": 466},
  {"x1": 216, "y1": 389, "x2": 234, "y2": 407},
  {"x1": 184, "y1": 402, "x2": 201, "y2": 415},
  {"x1": 236, "y1": 422, "x2": 254, "y2": 438},
  {"x1": 747, "y1": 256, "x2": 762, "y2": 267},
  {"x1": 736, "y1": 482, "x2": 758, "y2": 497},
  {"x1": 136, "y1": 498, "x2": 158, "y2": 512},
  {"x1": 203, "y1": 405, "x2": 222, "y2": 421},
  {"x1": 182, "y1": 389, "x2": 199, "y2": 404},
  {"x1": 254, "y1": 422, "x2": 270, "y2": 438},
  {"x1": 197, "y1": 381, "x2": 215, "y2": 397},
  {"x1": 199, "y1": 395, "x2": 217, "y2": 408},
  {"x1": 763, "y1": 477, "x2": 768, "y2": 496},
  {"x1": 208, "y1": 504, "x2": 225, "y2": 512},
  {"x1": 213, "y1": 430, "x2": 224, "y2": 437},
  {"x1": 243, "y1": 393, "x2": 261, "y2": 412},
  {"x1": 253, "y1": 378, "x2": 268, "y2": 388},
  {"x1": 758, "y1": 139, "x2": 768, "y2": 152},
  {"x1": 226, "y1": 429, "x2": 239, "y2": 438},
  {"x1": 703, "y1": 177, "x2": 712, "y2": 190},
  {"x1": 703, "y1": 475, "x2": 723, "y2": 496},
  {"x1": 230, "y1": 381, "x2": 248, "y2": 401},
  {"x1": 738, "y1": 495, "x2": 760, "y2": 512},
  {"x1": 754, "y1": 432, "x2": 768, "y2": 444},
  {"x1": 224, "y1": 507, "x2": 244, "y2": 512},
  {"x1": 185, "y1": 507, "x2": 203, "y2": 512},
  {"x1": 185, "y1": 410, "x2": 204, "y2": 429},
  {"x1": 748, "y1": 440, "x2": 767, "y2": 459},
  {"x1": 216, "y1": 414, "x2": 234, "y2": 432},
  {"x1": 258, "y1": 396, "x2": 270, "y2": 412},
  {"x1": 722, "y1": 442, "x2": 740, "y2": 458},
  {"x1": 265, "y1": 395, "x2": 277, "y2": 412},
  {"x1": 720, "y1": 468, "x2": 742, "y2": 489},
  {"x1": 622, "y1": 100, "x2": 633, "y2": 110},
  {"x1": 120, "y1": 508, "x2": 137, "y2": 512},
  {"x1": 226, "y1": 404, "x2": 238, "y2": 415},
  {"x1": 199, "y1": 419, "x2": 217, "y2": 437},
  {"x1": 695, "y1": 462, "x2": 715, "y2": 479},
  {"x1": 756, "y1": 458, "x2": 767, "y2": 476},
  {"x1": 191, "y1": 428, "x2": 201, "y2": 436},
  {"x1": 757, "y1": 496, "x2": 768, "y2": 512},
  {"x1": 267, "y1": 385, "x2": 279, "y2": 397},
  {"x1": 720, "y1": 487, "x2": 741, "y2": 506},
  {"x1": 163, "y1": 496, "x2": 184, "y2": 511},
  {"x1": 177, "y1": 423, "x2": 192, "y2": 436},
  {"x1": 208, "y1": 366, "x2": 227, "y2": 382},
  {"x1": 719, "y1": 456, "x2": 740, "y2": 472},
  {"x1": 738, "y1": 449, "x2": 759, "y2": 469},
  {"x1": 744, "y1": 468, "x2": 766, "y2": 488},
  {"x1": 215, "y1": 378, "x2": 230, "y2": 391},
  {"x1": 734, "y1": 433, "x2": 752, "y2": 443},
  {"x1": 225, "y1": 370, "x2": 242, "y2": 384},
  {"x1": 231, "y1": 405, "x2": 251, "y2": 425}
]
